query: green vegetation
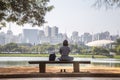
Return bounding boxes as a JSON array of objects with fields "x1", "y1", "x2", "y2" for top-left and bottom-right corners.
[
  {"x1": 0, "y1": 43, "x2": 60, "y2": 53},
  {"x1": 0, "y1": 0, "x2": 53, "y2": 27},
  {"x1": 0, "y1": 38, "x2": 120, "y2": 59},
  {"x1": 114, "y1": 38, "x2": 120, "y2": 55},
  {"x1": 114, "y1": 55, "x2": 120, "y2": 59},
  {"x1": 94, "y1": 0, "x2": 120, "y2": 9},
  {"x1": 0, "y1": 53, "x2": 49, "y2": 57},
  {"x1": 70, "y1": 54, "x2": 108, "y2": 58}
]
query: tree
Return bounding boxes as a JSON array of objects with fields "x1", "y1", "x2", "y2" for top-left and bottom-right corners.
[
  {"x1": 94, "y1": 0, "x2": 120, "y2": 9},
  {"x1": 0, "y1": 45, "x2": 3, "y2": 52},
  {"x1": 93, "y1": 47, "x2": 109, "y2": 55},
  {"x1": 0, "y1": 0, "x2": 53, "y2": 27},
  {"x1": 115, "y1": 38, "x2": 120, "y2": 55},
  {"x1": 116, "y1": 38, "x2": 120, "y2": 45},
  {"x1": 116, "y1": 45, "x2": 120, "y2": 55},
  {"x1": 4, "y1": 43, "x2": 18, "y2": 52},
  {"x1": 17, "y1": 46, "x2": 30, "y2": 53}
]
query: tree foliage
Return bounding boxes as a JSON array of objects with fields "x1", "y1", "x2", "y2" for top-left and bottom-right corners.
[
  {"x1": 116, "y1": 38, "x2": 120, "y2": 45},
  {"x1": 0, "y1": 45, "x2": 3, "y2": 52},
  {"x1": 115, "y1": 38, "x2": 120, "y2": 54},
  {"x1": 94, "y1": 0, "x2": 120, "y2": 9},
  {"x1": 69, "y1": 44, "x2": 83, "y2": 54},
  {"x1": 4, "y1": 43, "x2": 18, "y2": 52},
  {"x1": 93, "y1": 47, "x2": 109, "y2": 55},
  {"x1": 0, "y1": 0, "x2": 53, "y2": 27}
]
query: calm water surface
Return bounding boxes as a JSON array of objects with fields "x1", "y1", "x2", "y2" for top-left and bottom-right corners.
[{"x1": 0, "y1": 57, "x2": 120, "y2": 67}]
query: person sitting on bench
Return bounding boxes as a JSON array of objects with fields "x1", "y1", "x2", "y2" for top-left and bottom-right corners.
[{"x1": 58, "y1": 40, "x2": 73, "y2": 61}]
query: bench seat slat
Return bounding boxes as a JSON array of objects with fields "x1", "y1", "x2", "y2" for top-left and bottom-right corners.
[{"x1": 29, "y1": 61, "x2": 91, "y2": 64}]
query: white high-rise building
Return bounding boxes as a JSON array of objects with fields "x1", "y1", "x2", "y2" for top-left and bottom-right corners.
[
  {"x1": 72, "y1": 31, "x2": 78, "y2": 37},
  {"x1": 0, "y1": 32, "x2": 5, "y2": 45},
  {"x1": 18, "y1": 34, "x2": 22, "y2": 43},
  {"x1": 44, "y1": 26, "x2": 51, "y2": 37},
  {"x1": 51, "y1": 26, "x2": 58, "y2": 37},
  {"x1": 5, "y1": 29, "x2": 14, "y2": 44},
  {"x1": 71, "y1": 31, "x2": 79, "y2": 43},
  {"x1": 22, "y1": 29, "x2": 39, "y2": 45},
  {"x1": 81, "y1": 33, "x2": 92, "y2": 44},
  {"x1": 39, "y1": 30, "x2": 45, "y2": 38},
  {"x1": 93, "y1": 31, "x2": 110, "y2": 41}
]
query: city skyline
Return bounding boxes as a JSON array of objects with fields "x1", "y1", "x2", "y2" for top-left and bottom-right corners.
[
  {"x1": 0, "y1": 25, "x2": 119, "y2": 37},
  {"x1": 0, "y1": 26, "x2": 119, "y2": 45},
  {"x1": 0, "y1": 0, "x2": 120, "y2": 37}
]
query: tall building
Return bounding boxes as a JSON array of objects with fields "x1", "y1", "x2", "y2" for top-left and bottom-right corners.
[
  {"x1": 22, "y1": 29, "x2": 39, "y2": 45},
  {"x1": 72, "y1": 31, "x2": 78, "y2": 36},
  {"x1": 39, "y1": 37, "x2": 51, "y2": 44},
  {"x1": 39, "y1": 30, "x2": 45, "y2": 38},
  {"x1": 44, "y1": 26, "x2": 51, "y2": 37},
  {"x1": 18, "y1": 33, "x2": 22, "y2": 43},
  {"x1": 93, "y1": 33, "x2": 100, "y2": 41},
  {"x1": 93, "y1": 31, "x2": 110, "y2": 41},
  {"x1": 5, "y1": 28, "x2": 14, "y2": 44},
  {"x1": 71, "y1": 31, "x2": 79, "y2": 43},
  {"x1": 81, "y1": 33, "x2": 92, "y2": 44},
  {"x1": 110, "y1": 35, "x2": 119, "y2": 41},
  {"x1": 57, "y1": 33, "x2": 64, "y2": 43},
  {"x1": 39, "y1": 30, "x2": 48, "y2": 44},
  {"x1": 0, "y1": 32, "x2": 5, "y2": 45},
  {"x1": 99, "y1": 31, "x2": 110, "y2": 40},
  {"x1": 51, "y1": 26, "x2": 58, "y2": 37}
]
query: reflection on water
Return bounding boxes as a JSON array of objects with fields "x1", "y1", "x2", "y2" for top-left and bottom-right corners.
[
  {"x1": 1, "y1": 78, "x2": 120, "y2": 80},
  {"x1": 0, "y1": 57, "x2": 120, "y2": 67}
]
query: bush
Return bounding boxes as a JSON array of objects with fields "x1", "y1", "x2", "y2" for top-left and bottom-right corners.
[{"x1": 93, "y1": 47, "x2": 109, "y2": 55}]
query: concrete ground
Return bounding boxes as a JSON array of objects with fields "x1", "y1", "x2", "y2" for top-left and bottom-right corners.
[{"x1": 1, "y1": 77, "x2": 120, "y2": 80}]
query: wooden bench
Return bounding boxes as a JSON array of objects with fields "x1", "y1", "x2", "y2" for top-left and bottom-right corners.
[{"x1": 29, "y1": 61, "x2": 91, "y2": 73}]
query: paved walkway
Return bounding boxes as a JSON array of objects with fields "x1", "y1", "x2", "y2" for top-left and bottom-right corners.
[{"x1": 1, "y1": 78, "x2": 120, "y2": 80}]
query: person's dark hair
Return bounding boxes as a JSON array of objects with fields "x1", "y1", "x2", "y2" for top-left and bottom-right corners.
[{"x1": 63, "y1": 40, "x2": 68, "y2": 46}]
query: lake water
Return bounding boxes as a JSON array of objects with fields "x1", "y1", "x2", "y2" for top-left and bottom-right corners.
[{"x1": 0, "y1": 57, "x2": 120, "y2": 67}]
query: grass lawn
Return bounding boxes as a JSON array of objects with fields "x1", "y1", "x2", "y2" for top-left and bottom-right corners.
[
  {"x1": 0, "y1": 53, "x2": 49, "y2": 57},
  {"x1": 69, "y1": 54, "x2": 108, "y2": 58},
  {"x1": 0, "y1": 53, "x2": 120, "y2": 59},
  {"x1": 114, "y1": 55, "x2": 120, "y2": 59}
]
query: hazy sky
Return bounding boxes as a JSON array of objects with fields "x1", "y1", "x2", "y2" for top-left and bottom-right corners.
[{"x1": 1, "y1": 0, "x2": 120, "y2": 37}]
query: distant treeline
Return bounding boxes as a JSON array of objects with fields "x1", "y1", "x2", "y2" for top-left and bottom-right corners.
[{"x1": 0, "y1": 38, "x2": 120, "y2": 55}]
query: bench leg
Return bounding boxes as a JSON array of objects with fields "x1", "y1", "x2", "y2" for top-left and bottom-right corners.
[
  {"x1": 39, "y1": 63, "x2": 46, "y2": 73},
  {"x1": 73, "y1": 63, "x2": 79, "y2": 72}
]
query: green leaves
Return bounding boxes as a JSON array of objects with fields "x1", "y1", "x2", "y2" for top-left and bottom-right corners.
[
  {"x1": 115, "y1": 38, "x2": 120, "y2": 54},
  {"x1": 0, "y1": 1, "x2": 6, "y2": 10},
  {"x1": 116, "y1": 38, "x2": 120, "y2": 45},
  {"x1": 0, "y1": 0, "x2": 53, "y2": 27},
  {"x1": 94, "y1": 0, "x2": 120, "y2": 9}
]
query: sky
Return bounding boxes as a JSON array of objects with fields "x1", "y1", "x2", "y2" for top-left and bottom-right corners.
[{"x1": 0, "y1": 0, "x2": 120, "y2": 37}]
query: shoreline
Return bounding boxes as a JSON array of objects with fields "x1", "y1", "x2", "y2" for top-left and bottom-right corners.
[
  {"x1": 0, "y1": 53, "x2": 120, "y2": 59},
  {"x1": 0, "y1": 66, "x2": 120, "y2": 74}
]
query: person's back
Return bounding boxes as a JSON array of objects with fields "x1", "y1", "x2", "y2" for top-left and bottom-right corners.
[
  {"x1": 60, "y1": 46, "x2": 70, "y2": 56},
  {"x1": 58, "y1": 40, "x2": 73, "y2": 61}
]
